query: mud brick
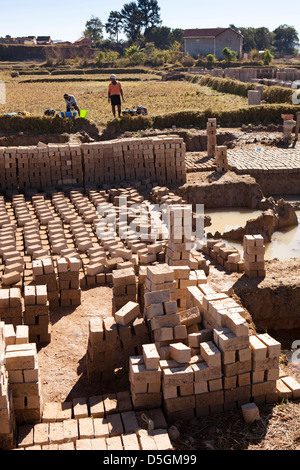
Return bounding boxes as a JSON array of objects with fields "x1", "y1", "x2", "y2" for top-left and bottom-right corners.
[
  {"x1": 120, "y1": 411, "x2": 139, "y2": 434},
  {"x1": 252, "y1": 381, "x2": 276, "y2": 396},
  {"x1": 224, "y1": 385, "x2": 251, "y2": 403},
  {"x1": 257, "y1": 333, "x2": 281, "y2": 357},
  {"x1": 93, "y1": 417, "x2": 109, "y2": 438},
  {"x1": 164, "y1": 395, "x2": 195, "y2": 414},
  {"x1": 223, "y1": 359, "x2": 252, "y2": 377},
  {"x1": 214, "y1": 328, "x2": 249, "y2": 352},
  {"x1": 33, "y1": 422, "x2": 49, "y2": 446},
  {"x1": 114, "y1": 301, "x2": 140, "y2": 326},
  {"x1": 147, "y1": 303, "x2": 164, "y2": 318},
  {"x1": 72, "y1": 397, "x2": 88, "y2": 419},
  {"x1": 151, "y1": 314, "x2": 180, "y2": 330},
  {"x1": 154, "y1": 327, "x2": 173, "y2": 342},
  {"x1": 112, "y1": 267, "x2": 136, "y2": 287},
  {"x1": 107, "y1": 413, "x2": 124, "y2": 437},
  {"x1": 132, "y1": 317, "x2": 149, "y2": 337},
  {"x1": 200, "y1": 341, "x2": 221, "y2": 368},
  {"x1": 2, "y1": 271, "x2": 22, "y2": 285},
  {"x1": 90, "y1": 437, "x2": 107, "y2": 450},
  {"x1": 241, "y1": 403, "x2": 261, "y2": 424},
  {"x1": 78, "y1": 417, "x2": 95, "y2": 439},
  {"x1": 16, "y1": 325, "x2": 29, "y2": 344},
  {"x1": 130, "y1": 363, "x2": 162, "y2": 384},
  {"x1": 223, "y1": 375, "x2": 237, "y2": 390},
  {"x1": 116, "y1": 391, "x2": 132, "y2": 413},
  {"x1": 122, "y1": 432, "x2": 140, "y2": 450},
  {"x1": 281, "y1": 376, "x2": 300, "y2": 399},
  {"x1": 5, "y1": 344, "x2": 37, "y2": 370},
  {"x1": 174, "y1": 324, "x2": 187, "y2": 340},
  {"x1": 143, "y1": 343, "x2": 160, "y2": 370},
  {"x1": 276, "y1": 379, "x2": 293, "y2": 400},
  {"x1": 192, "y1": 362, "x2": 222, "y2": 382},
  {"x1": 103, "y1": 317, "x2": 118, "y2": 342},
  {"x1": 49, "y1": 422, "x2": 64, "y2": 444},
  {"x1": 89, "y1": 395, "x2": 104, "y2": 418},
  {"x1": 170, "y1": 343, "x2": 191, "y2": 364},
  {"x1": 179, "y1": 307, "x2": 201, "y2": 327},
  {"x1": 0, "y1": 289, "x2": 10, "y2": 308},
  {"x1": 163, "y1": 366, "x2": 194, "y2": 387},
  {"x1": 249, "y1": 335, "x2": 268, "y2": 361},
  {"x1": 17, "y1": 424, "x2": 34, "y2": 448},
  {"x1": 164, "y1": 301, "x2": 178, "y2": 315},
  {"x1": 103, "y1": 393, "x2": 118, "y2": 415},
  {"x1": 188, "y1": 329, "x2": 212, "y2": 348},
  {"x1": 144, "y1": 289, "x2": 171, "y2": 306}
]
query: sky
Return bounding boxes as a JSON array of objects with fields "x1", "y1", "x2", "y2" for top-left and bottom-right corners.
[{"x1": 0, "y1": 0, "x2": 299, "y2": 43}]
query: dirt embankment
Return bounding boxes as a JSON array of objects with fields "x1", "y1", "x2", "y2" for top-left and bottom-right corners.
[{"x1": 179, "y1": 172, "x2": 265, "y2": 209}]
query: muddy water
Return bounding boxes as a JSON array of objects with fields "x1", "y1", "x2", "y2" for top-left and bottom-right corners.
[{"x1": 204, "y1": 206, "x2": 300, "y2": 260}]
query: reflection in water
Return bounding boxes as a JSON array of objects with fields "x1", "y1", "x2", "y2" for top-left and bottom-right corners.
[{"x1": 204, "y1": 207, "x2": 300, "y2": 260}]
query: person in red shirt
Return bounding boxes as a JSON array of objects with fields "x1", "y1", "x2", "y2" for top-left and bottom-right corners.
[{"x1": 108, "y1": 74, "x2": 125, "y2": 118}]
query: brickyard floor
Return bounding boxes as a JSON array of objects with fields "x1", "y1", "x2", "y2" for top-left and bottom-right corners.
[{"x1": 185, "y1": 148, "x2": 300, "y2": 174}]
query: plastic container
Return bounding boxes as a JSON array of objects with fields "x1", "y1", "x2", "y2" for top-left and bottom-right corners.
[
  {"x1": 80, "y1": 109, "x2": 88, "y2": 118},
  {"x1": 60, "y1": 111, "x2": 77, "y2": 118}
]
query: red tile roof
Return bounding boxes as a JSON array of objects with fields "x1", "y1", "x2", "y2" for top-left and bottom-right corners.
[{"x1": 184, "y1": 28, "x2": 242, "y2": 38}]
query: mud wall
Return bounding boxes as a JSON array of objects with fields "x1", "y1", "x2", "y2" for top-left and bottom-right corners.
[
  {"x1": 178, "y1": 173, "x2": 264, "y2": 209},
  {"x1": 252, "y1": 171, "x2": 300, "y2": 196}
]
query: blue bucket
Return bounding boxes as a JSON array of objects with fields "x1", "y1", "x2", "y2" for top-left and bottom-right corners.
[{"x1": 61, "y1": 111, "x2": 77, "y2": 118}]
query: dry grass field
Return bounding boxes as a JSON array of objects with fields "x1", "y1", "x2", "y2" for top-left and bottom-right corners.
[{"x1": 0, "y1": 71, "x2": 248, "y2": 127}]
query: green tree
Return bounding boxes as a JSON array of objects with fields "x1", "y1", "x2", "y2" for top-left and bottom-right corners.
[
  {"x1": 206, "y1": 54, "x2": 216, "y2": 64},
  {"x1": 273, "y1": 24, "x2": 299, "y2": 56},
  {"x1": 137, "y1": 0, "x2": 161, "y2": 31},
  {"x1": 121, "y1": 2, "x2": 143, "y2": 42},
  {"x1": 83, "y1": 16, "x2": 104, "y2": 44},
  {"x1": 144, "y1": 25, "x2": 171, "y2": 48},
  {"x1": 263, "y1": 49, "x2": 273, "y2": 65},
  {"x1": 222, "y1": 47, "x2": 237, "y2": 62},
  {"x1": 105, "y1": 11, "x2": 123, "y2": 42}
]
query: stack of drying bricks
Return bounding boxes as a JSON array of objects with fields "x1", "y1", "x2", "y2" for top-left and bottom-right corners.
[
  {"x1": 57, "y1": 144, "x2": 83, "y2": 188},
  {"x1": 243, "y1": 234, "x2": 265, "y2": 278},
  {"x1": 4, "y1": 327, "x2": 42, "y2": 425},
  {"x1": 32, "y1": 258, "x2": 59, "y2": 308},
  {"x1": 87, "y1": 300, "x2": 150, "y2": 384},
  {"x1": 186, "y1": 283, "x2": 282, "y2": 411},
  {"x1": 215, "y1": 146, "x2": 229, "y2": 172},
  {"x1": 0, "y1": 225, "x2": 24, "y2": 288},
  {"x1": 202, "y1": 240, "x2": 244, "y2": 273},
  {"x1": 165, "y1": 205, "x2": 193, "y2": 268},
  {"x1": 23, "y1": 285, "x2": 51, "y2": 344},
  {"x1": 0, "y1": 321, "x2": 15, "y2": 450},
  {"x1": 112, "y1": 267, "x2": 137, "y2": 314},
  {"x1": 0, "y1": 288, "x2": 22, "y2": 327},
  {"x1": 207, "y1": 118, "x2": 217, "y2": 158},
  {"x1": 143, "y1": 285, "x2": 187, "y2": 359},
  {"x1": 57, "y1": 257, "x2": 81, "y2": 307}
]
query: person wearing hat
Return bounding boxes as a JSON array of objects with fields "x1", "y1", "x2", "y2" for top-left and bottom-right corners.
[
  {"x1": 64, "y1": 94, "x2": 80, "y2": 114},
  {"x1": 108, "y1": 75, "x2": 125, "y2": 118}
]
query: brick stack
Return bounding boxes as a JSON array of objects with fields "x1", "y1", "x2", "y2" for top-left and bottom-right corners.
[
  {"x1": 86, "y1": 316, "x2": 119, "y2": 383},
  {"x1": 165, "y1": 205, "x2": 193, "y2": 267},
  {"x1": 0, "y1": 321, "x2": 15, "y2": 450},
  {"x1": 57, "y1": 257, "x2": 81, "y2": 307},
  {"x1": 4, "y1": 147, "x2": 18, "y2": 191},
  {"x1": 112, "y1": 267, "x2": 137, "y2": 313},
  {"x1": 129, "y1": 353, "x2": 162, "y2": 411},
  {"x1": 243, "y1": 234, "x2": 265, "y2": 278},
  {"x1": 207, "y1": 118, "x2": 217, "y2": 158},
  {"x1": 215, "y1": 146, "x2": 229, "y2": 172},
  {"x1": 249, "y1": 333, "x2": 280, "y2": 403},
  {"x1": 59, "y1": 144, "x2": 83, "y2": 187},
  {"x1": 23, "y1": 220, "x2": 49, "y2": 260},
  {"x1": 23, "y1": 285, "x2": 51, "y2": 344},
  {"x1": 144, "y1": 264, "x2": 176, "y2": 304},
  {"x1": 47, "y1": 219, "x2": 68, "y2": 255},
  {"x1": 32, "y1": 258, "x2": 59, "y2": 308},
  {"x1": 5, "y1": 341, "x2": 42, "y2": 424},
  {"x1": 0, "y1": 224, "x2": 24, "y2": 288},
  {"x1": 144, "y1": 289, "x2": 188, "y2": 358},
  {"x1": 0, "y1": 288, "x2": 22, "y2": 327}
]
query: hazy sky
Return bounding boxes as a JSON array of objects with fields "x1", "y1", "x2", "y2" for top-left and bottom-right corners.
[{"x1": 0, "y1": 0, "x2": 299, "y2": 43}]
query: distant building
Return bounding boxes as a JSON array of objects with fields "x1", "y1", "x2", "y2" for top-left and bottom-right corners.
[
  {"x1": 74, "y1": 37, "x2": 92, "y2": 47},
  {"x1": 55, "y1": 41, "x2": 72, "y2": 46},
  {"x1": 36, "y1": 36, "x2": 52, "y2": 45},
  {"x1": 184, "y1": 28, "x2": 243, "y2": 59}
]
